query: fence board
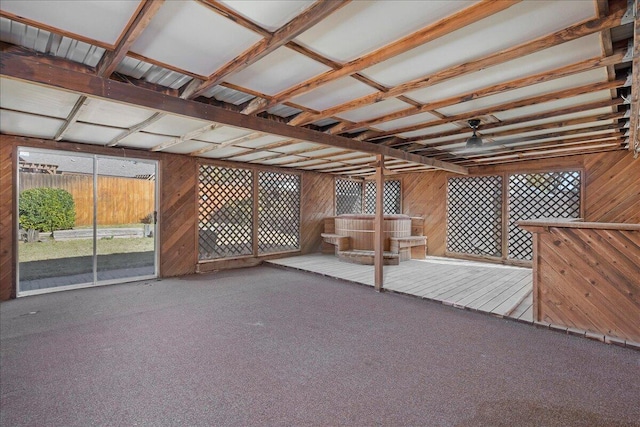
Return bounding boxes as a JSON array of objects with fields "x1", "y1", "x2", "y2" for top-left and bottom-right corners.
[{"x1": 19, "y1": 173, "x2": 154, "y2": 226}]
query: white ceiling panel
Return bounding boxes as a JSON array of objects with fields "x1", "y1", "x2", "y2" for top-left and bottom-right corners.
[
  {"x1": 196, "y1": 126, "x2": 254, "y2": 143},
  {"x1": 303, "y1": 162, "x2": 344, "y2": 170},
  {"x1": 494, "y1": 91, "x2": 613, "y2": 121},
  {"x1": 490, "y1": 108, "x2": 616, "y2": 134},
  {"x1": 229, "y1": 151, "x2": 279, "y2": 162},
  {"x1": 437, "y1": 69, "x2": 608, "y2": 116},
  {"x1": 289, "y1": 159, "x2": 329, "y2": 168},
  {"x1": 219, "y1": 1, "x2": 315, "y2": 32},
  {"x1": 270, "y1": 142, "x2": 318, "y2": 154},
  {"x1": 131, "y1": 1, "x2": 262, "y2": 76},
  {"x1": 295, "y1": 1, "x2": 475, "y2": 62},
  {"x1": 372, "y1": 111, "x2": 440, "y2": 132},
  {"x1": 398, "y1": 123, "x2": 462, "y2": 139},
  {"x1": 299, "y1": 147, "x2": 347, "y2": 157},
  {"x1": 0, "y1": 0, "x2": 142, "y2": 45},
  {"x1": 290, "y1": 77, "x2": 378, "y2": 111},
  {"x1": 200, "y1": 146, "x2": 248, "y2": 159},
  {"x1": 225, "y1": 47, "x2": 331, "y2": 96},
  {"x1": 236, "y1": 135, "x2": 290, "y2": 149},
  {"x1": 491, "y1": 120, "x2": 615, "y2": 142},
  {"x1": 143, "y1": 115, "x2": 211, "y2": 137},
  {"x1": 259, "y1": 155, "x2": 307, "y2": 165},
  {"x1": 0, "y1": 78, "x2": 80, "y2": 119},
  {"x1": 326, "y1": 152, "x2": 368, "y2": 161},
  {"x1": 78, "y1": 99, "x2": 156, "y2": 128},
  {"x1": 163, "y1": 140, "x2": 213, "y2": 155},
  {"x1": 406, "y1": 34, "x2": 604, "y2": 104},
  {"x1": 118, "y1": 132, "x2": 170, "y2": 150},
  {"x1": 336, "y1": 98, "x2": 409, "y2": 123},
  {"x1": 64, "y1": 123, "x2": 126, "y2": 145},
  {"x1": 362, "y1": 1, "x2": 596, "y2": 87},
  {"x1": 0, "y1": 110, "x2": 64, "y2": 139}
]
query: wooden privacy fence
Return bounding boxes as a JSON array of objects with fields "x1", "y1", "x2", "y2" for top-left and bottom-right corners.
[{"x1": 19, "y1": 173, "x2": 155, "y2": 226}]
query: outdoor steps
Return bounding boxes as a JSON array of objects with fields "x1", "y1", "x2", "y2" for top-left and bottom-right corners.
[
  {"x1": 337, "y1": 250, "x2": 399, "y2": 266},
  {"x1": 390, "y1": 236, "x2": 427, "y2": 261},
  {"x1": 321, "y1": 233, "x2": 350, "y2": 254}
]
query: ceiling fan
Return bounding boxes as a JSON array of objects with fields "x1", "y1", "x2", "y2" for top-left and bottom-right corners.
[{"x1": 466, "y1": 119, "x2": 483, "y2": 149}]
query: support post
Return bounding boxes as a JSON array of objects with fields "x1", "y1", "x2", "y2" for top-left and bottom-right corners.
[{"x1": 374, "y1": 154, "x2": 384, "y2": 292}]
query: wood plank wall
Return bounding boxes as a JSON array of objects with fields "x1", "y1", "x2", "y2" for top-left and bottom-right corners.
[
  {"x1": 300, "y1": 172, "x2": 334, "y2": 254},
  {"x1": 159, "y1": 154, "x2": 197, "y2": 278},
  {"x1": 530, "y1": 224, "x2": 640, "y2": 343},
  {"x1": 0, "y1": 139, "x2": 15, "y2": 300},
  {"x1": 401, "y1": 151, "x2": 639, "y2": 257},
  {"x1": 402, "y1": 171, "x2": 448, "y2": 255},
  {"x1": 584, "y1": 151, "x2": 640, "y2": 223}
]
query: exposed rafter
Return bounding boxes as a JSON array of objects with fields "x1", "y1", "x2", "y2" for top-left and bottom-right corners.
[
  {"x1": 151, "y1": 123, "x2": 219, "y2": 152},
  {"x1": 184, "y1": 0, "x2": 349, "y2": 99},
  {"x1": 241, "y1": 0, "x2": 521, "y2": 114},
  {"x1": 96, "y1": 0, "x2": 165, "y2": 78}
]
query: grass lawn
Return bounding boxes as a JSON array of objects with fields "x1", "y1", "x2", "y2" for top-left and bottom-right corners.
[{"x1": 19, "y1": 237, "x2": 155, "y2": 262}]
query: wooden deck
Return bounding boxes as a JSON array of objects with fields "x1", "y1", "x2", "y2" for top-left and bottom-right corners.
[{"x1": 267, "y1": 254, "x2": 533, "y2": 322}]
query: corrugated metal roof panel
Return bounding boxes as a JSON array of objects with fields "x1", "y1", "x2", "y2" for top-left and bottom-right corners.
[
  {"x1": 201, "y1": 85, "x2": 256, "y2": 105},
  {"x1": 266, "y1": 104, "x2": 302, "y2": 118},
  {"x1": 0, "y1": 17, "x2": 105, "y2": 67},
  {"x1": 115, "y1": 57, "x2": 192, "y2": 89}
]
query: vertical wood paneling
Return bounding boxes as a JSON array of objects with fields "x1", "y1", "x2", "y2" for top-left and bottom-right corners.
[
  {"x1": 160, "y1": 154, "x2": 197, "y2": 277},
  {"x1": 0, "y1": 141, "x2": 15, "y2": 300},
  {"x1": 300, "y1": 172, "x2": 334, "y2": 254},
  {"x1": 402, "y1": 170, "x2": 448, "y2": 255},
  {"x1": 533, "y1": 225, "x2": 640, "y2": 343}
]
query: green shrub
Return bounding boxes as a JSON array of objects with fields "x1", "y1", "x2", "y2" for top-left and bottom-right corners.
[{"x1": 19, "y1": 187, "x2": 76, "y2": 234}]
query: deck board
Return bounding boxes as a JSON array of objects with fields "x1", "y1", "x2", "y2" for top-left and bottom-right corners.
[{"x1": 267, "y1": 254, "x2": 534, "y2": 322}]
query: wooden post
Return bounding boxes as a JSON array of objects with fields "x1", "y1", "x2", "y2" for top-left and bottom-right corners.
[{"x1": 374, "y1": 154, "x2": 384, "y2": 291}]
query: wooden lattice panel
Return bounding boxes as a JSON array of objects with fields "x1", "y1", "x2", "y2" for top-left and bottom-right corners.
[
  {"x1": 447, "y1": 176, "x2": 503, "y2": 257},
  {"x1": 335, "y1": 179, "x2": 363, "y2": 215},
  {"x1": 258, "y1": 171, "x2": 301, "y2": 254},
  {"x1": 508, "y1": 171, "x2": 581, "y2": 260},
  {"x1": 198, "y1": 165, "x2": 253, "y2": 260},
  {"x1": 364, "y1": 180, "x2": 401, "y2": 215}
]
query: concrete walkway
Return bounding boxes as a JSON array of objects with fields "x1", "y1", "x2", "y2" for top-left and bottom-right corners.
[{"x1": 1, "y1": 266, "x2": 638, "y2": 426}]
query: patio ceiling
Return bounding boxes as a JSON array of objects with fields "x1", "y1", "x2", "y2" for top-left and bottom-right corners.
[{"x1": 0, "y1": 0, "x2": 637, "y2": 176}]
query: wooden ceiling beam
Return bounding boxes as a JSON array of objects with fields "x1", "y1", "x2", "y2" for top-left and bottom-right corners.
[
  {"x1": 391, "y1": 98, "x2": 625, "y2": 146},
  {"x1": 369, "y1": 78, "x2": 626, "y2": 138},
  {"x1": 151, "y1": 123, "x2": 219, "y2": 152},
  {"x1": 241, "y1": 0, "x2": 521, "y2": 114},
  {"x1": 219, "y1": 138, "x2": 301, "y2": 159},
  {"x1": 459, "y1": 145, "x2": 622, "y2": 166},
  {"x1": 453, "y1": 135, "x2": 624, "y2": 160},
  {"x1": 190, "y1": 132, "x2": 265, "y2": 156},
  {"x1": 411, "y1": 121, "x2": 626, "y2": 154},
  {"x1": 187, "y1": 1, "x2": 350, "y2": 99},
  {"x1": 96, "y1": 0, "x2": 165, "y2": 78},
  {"x1": 290, "y1": 3, "x2": 629, "y2": 127},
  {"x1": 330, "y1": 50, "x2": 627, "y2": 134},
  {"x1": 107, "y1": 112, "x2": 165, "y2": 147},
  {"x1": 0, "y1": 52, "x2": 468, "y2": 173},
  {"x1": 53, "y1": 96, "x2": 90, "y2": 141}
]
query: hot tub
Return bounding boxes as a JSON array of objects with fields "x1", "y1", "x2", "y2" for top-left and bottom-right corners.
[{"x1": 334, "y1": 214, "x2": 411, "y2": 251}]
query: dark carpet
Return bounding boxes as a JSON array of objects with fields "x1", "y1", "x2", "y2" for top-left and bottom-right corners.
[{"x1": 1, "y1": 265, "x2": 638, "y2": 426}]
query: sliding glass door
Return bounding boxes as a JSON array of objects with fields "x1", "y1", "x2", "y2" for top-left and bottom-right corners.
[{"x1": 17, "y1": 148, "x2": 157, "y2": 296}]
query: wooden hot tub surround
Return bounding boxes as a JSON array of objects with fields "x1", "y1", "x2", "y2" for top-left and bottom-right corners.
[{"x1": 322, "y1": 215, "x2": 427, "y2": 265}]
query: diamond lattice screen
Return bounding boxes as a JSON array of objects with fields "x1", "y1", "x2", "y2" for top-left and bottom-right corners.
[
  {"x1": 198, "y1": 165, "x2": 253, "y2": 260},
  {"x1": 447, "y1": 176, "x2": 503, "y2": 257},
  {"x1": 258, "y1": 171, "x2": 301, "y2": 254},
  {"x1": 363, "y1": 180, "x2": 402, "y2": 214},
  {"x1": 335, "y1": 179, "x2": 363, "y2": 215},
  {"x1": 508, "y1": 171, "x2": 581, "y2": 260}
]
